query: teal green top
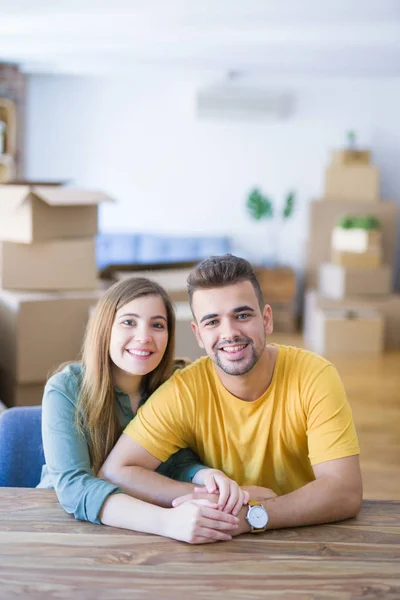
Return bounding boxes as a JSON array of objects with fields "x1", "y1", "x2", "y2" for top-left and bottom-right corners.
[{"x1": 38, "y1": 364, "x2": 205, "y2": 524}]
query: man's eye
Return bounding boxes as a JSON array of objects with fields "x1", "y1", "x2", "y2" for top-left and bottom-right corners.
[
  {"x1": 206, "y1": 320, "x2": 218, "y2": 327},
  {"x1": 237, "y1": 313, "x2": 250, "y2": 319}
]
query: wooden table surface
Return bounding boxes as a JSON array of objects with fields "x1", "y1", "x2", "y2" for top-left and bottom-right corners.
[{"x1": 0, "y1": 489, "x2": 399, "y2": 600}]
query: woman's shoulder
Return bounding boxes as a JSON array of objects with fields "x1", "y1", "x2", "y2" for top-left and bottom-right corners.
[{"x1": 44, "y1": 363, "x2": 85, "y2": 402}]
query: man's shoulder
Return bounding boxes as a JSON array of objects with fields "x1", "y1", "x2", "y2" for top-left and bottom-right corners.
[{"x1": 276, "y1": 345, "x2": 332, "y2": 376}]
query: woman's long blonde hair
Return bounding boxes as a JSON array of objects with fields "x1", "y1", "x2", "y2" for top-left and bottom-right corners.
[{"x1": 76, "y1": 277, "x2": 176, "y2": 474}]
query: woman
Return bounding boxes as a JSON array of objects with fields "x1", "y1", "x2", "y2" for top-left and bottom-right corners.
[{"x1": 40, "y1": 277, "x2": 245, "y2": 544}]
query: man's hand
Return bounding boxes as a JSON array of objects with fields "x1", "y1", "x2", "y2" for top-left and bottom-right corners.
[
  {"x1": 192, "y1": 468, "x2": 249, "y2": 515},
  {"x1": 165, "y1": 497, "x2": 239, "y2": 544}
]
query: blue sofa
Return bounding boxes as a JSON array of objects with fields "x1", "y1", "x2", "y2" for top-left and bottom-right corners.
[{"x1": 96, "y1": 233, "x2": 232, "y2": 271}]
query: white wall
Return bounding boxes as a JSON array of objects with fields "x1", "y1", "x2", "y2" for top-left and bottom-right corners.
[{"x1": 25, "y1": 72, "x2": 400, "y2": 278}]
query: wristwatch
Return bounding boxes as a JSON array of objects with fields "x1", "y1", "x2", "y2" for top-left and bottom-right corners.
[{"x1": 245, "y1": 500, "x2": 269, "y2": 533}]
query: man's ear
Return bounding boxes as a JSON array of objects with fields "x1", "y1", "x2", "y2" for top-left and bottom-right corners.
[
  {"x1": 263, "y1": 304, "x2": 273, "y2": 335},
  {"x1": 190, "y1": 320, "x2": 204, "y2": 348}
]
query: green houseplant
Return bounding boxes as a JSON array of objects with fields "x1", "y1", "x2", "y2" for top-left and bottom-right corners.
[
  {"x1": 246, "y1": 187, "x2": 295, "y2": 265},
  {"x1": 338, "y1": 215, "x2": 381, "y2": 230}
]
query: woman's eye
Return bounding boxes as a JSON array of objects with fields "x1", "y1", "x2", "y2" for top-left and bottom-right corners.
[
  {"x1": 152, "y1": 322, "x2": 165, "y2": 329},
  {"x1": 122, "y1": 319, "x2": 135, "y2": 326}
]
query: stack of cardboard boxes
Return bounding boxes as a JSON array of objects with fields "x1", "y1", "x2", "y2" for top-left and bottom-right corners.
[
  {"x1": 304, "y1": 148, "x2": 400, "y2": 355},
  {"x1": 0, "y1": 183, "x2": 113, "y2": 406}
]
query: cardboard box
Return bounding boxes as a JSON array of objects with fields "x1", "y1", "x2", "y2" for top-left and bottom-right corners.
[
  {"x1": 0, "y1": 238, "x2": 98, "y2": 291},
  {"x1": 331, "y1": 150, "x2": 370, "y2": 166},
  {"x1": 332, "y1": 250, "x2": 382, "y2": 269},
  {"x1": 270, "y1": 302, "x2": 297, "y2": 333},
  {"x1": 0, "y1": 371, "x2": 45, "y2": 407},
  {"x1": 324, "y1": 165, "x2": 379, "y2": 202},
  {"x1": 304, "y1": 290, "x2": 400, "y2": 350},
  {"x1": 313, "y1": 308, "x2": 384, "y2": 355},
  {"x1": 254, "y1": 267, "x2": 296, "y2": 303},
  {"x1": 0, "y1": 289, "x2": 103, "y2": 383},
  {"x1": 318, "y1": 263, "x2": 392, "y2": 300},
  {"x1": 0, "y1": 184, "x2": 114, "y2": 243},
  {"x1": 306, "y1": 200, "x2": 398, "y2": 288}
]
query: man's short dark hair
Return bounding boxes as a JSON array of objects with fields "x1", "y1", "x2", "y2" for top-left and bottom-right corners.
[{"x1": 187, "y1": 254, "x2": 264, "y2": 310}]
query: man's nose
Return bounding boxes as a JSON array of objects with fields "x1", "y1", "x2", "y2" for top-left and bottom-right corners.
[{"x1": 219, "y1": 319, "x2": 241, "y2": 340}]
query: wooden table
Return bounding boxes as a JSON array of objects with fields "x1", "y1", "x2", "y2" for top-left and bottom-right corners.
[{"x1": 0, "y1": 489, "x2": 399, "y2": 599}]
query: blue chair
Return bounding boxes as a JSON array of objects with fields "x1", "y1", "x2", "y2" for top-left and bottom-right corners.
[{"x1": 0, "y1": 406, "x2": 45, "y2": 487}]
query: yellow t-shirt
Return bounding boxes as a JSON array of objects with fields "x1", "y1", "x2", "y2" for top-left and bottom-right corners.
[{"x1": 124, "y1": 345, "x2": 360, "y2": 494}]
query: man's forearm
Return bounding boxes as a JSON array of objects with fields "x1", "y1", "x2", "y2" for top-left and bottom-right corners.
[
  {"x1": 235, "y1": 476, "x2": 362, "y2": 535},
  {"x1": 101, "y1": 465, "x2": 195, "y2": 508}
]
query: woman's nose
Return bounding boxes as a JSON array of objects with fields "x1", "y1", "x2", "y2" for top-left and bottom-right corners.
[{"x1": 134, "y1": 325, "x2": 152, "y2": 343}]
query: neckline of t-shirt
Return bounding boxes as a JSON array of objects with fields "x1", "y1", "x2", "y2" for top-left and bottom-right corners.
[{"x1": 211, "y1": 343, "x2": 283, "y2": 405}]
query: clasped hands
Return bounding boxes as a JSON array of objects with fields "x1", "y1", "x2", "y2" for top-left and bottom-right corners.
[{"x1": 166, "y1": 468, "x2": 276, "y2": 545}]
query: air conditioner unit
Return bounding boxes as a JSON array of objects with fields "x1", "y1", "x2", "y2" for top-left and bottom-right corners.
[{"x1": 196, "y1": 83, "x2": 293, "y2": 121}]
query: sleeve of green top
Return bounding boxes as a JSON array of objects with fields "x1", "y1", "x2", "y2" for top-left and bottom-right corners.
[
  {"x1": 41, "y1": 375, "x2": 122, "y2": 525},
  {"x1": 157, "y1": 447, "x2": 208, "y2": 483}
]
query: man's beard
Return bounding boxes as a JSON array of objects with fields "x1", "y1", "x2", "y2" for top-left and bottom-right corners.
[{"x1": 212, "y1": 336, "x2": 264, "y2": 376}]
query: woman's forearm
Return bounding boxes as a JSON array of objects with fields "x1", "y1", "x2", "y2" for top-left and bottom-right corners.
[
  {"x1": 99, "y1": 491, "x2": 240, "y2": 544},
  {"x1": 99, "y1": 492, "x2": 167, "y2": 534}
]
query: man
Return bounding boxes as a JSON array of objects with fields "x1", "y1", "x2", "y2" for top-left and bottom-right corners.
[{"x1": 102, "y1": 254, "x2": 362, "y2": 537}]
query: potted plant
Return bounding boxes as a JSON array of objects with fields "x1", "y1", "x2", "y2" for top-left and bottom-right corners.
[
  {"x1": 245, "y1": 187, "x2": 295, "y2": 266},
  {"x1": 332, "y1": 214, "x2": 382, "y2": 254}
]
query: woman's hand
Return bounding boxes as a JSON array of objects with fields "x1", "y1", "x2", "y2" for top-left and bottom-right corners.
[
  {"x1": 163, "y1": 497, "x2": 239, "y2": 544},
  {"x1": 191, "y1": 468, "x2": 249, "y2": 515}
]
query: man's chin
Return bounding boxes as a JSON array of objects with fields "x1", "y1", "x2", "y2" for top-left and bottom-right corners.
[{"x1": 215, "y1": 357, "x2": 255, "y2": 376}]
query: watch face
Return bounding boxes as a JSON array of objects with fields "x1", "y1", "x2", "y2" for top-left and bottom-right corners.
[{"x1": 248, "y1": 505, "x2": 268, "y2": 528}]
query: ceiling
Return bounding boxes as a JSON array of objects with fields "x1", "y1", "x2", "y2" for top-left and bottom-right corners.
[{"x1": 1, "y1": 0, "x2": 400, "y2": 77}]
